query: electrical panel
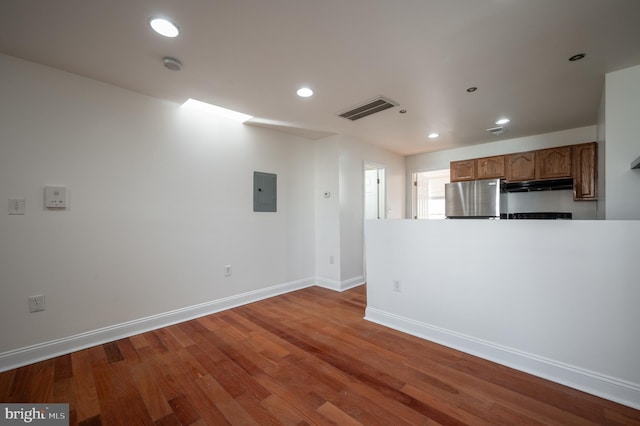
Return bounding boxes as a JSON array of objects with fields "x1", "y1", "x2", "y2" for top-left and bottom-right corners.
[{"x1": 253, "y1": 172, "x2": 277, "y2": 212}]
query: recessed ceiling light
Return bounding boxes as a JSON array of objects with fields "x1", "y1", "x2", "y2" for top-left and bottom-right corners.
[
  {"x1": 181, "y1": 98, "x2": 253, "y2": 123},
  {"x1": 496, "y1": 118, "x2": 510, "y2": 125},
  {"x1": 428, "y1": 133, "x2": 440, "y2": 139},
  {"x1": 569, "y1": 53, "x2": 586, "y2": 62},
  {"x1": 466, "y1": 87, "x2": 478, "y2": 93},
  {"x1": 297, "y1": 87, "x2": 313, "y2": 98},
  {"x1": 148, "y1": 17, "x2": 180, "y2": 38}
]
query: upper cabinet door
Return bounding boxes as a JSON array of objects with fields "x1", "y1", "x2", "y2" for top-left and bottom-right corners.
[
  {"x1": 572, "y1": 142, "x2": 597, "y2": 200},
  {"x1": 535, "y1": 147, "x2": 572, "y2": 179},
  {"x1": 506, "y1": 151, "x2": 536, "y2": 181},
  {"x1": 450, "y1": 159, "x2": 476, "y2": 182},
  {"x1": 476, "y1": 155, "x2": 505, "y2": 180}
]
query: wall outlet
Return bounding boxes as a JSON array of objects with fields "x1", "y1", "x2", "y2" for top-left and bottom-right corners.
[
  {"x1": 393, "y1": 280, "x2": 401, "y2": 292},
  {"x1": 329, "y1": 255, "x2": 334, "y2": 265},
  {"x1": 224, "y1": 265, "x2": 232, "y2": 277},
  {"x1": 28, "y1": 295, "x2": 45, "y2": 313}
]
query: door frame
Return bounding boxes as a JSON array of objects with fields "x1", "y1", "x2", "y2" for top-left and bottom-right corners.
[{"x1": 363, "y1": 161, "x2": 386, "y2": 282}]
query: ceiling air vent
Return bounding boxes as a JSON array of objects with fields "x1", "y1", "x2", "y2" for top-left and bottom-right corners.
[
  {"x1": 337, "y1": 96, "x2": 398, "y2": 121},
  {"x1": 487, "y1": 126, "x2": 504, "y2": 136}
]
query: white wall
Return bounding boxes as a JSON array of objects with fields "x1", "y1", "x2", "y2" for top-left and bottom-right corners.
[
  {"x1": 405, "y1": 127, "x2": 599, "y2": 218},
  {"x1": 0, "y1": 54, "x2": 316, "y2": 364},
  {"x1": 314, "y1": 136, "x2": 341, "y2": 286},
  {"x1": 338, "y1": 136, "x2": 406, "y2": 284},
  {"x1": 314, "y1": 135, "x2": 406, "y2": 289},
  {"x1": 604, "y1": 65, "x2": 640, "y2": 219},
  {"x1": 596, "y1": 91, "x2": 607, "y2": 220},
  {"x1": 365, "y1": 219, "x2": 640, "y2": 409},
  {"x1": 0, "y1": 52, "x2": 406, "y2": 368},
  {"x1": 505, "y1": 190, "x2": 595, "y2": 220}
]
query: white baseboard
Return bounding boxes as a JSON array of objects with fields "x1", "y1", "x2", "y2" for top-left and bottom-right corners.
[
  {"x1": 0, "y1": 277, "x2": 315, "y2": 372},
  {"x1": 365, "y1": 307, "x2": 640, "y2": 411},
  {"x1": 315, "y1": 275, "x2": 365, "y2": 292}
]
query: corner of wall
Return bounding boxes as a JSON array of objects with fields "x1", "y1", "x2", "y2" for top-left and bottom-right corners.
[{"x1": 596, "y1": 89, "x2": 606, "y2": 220}]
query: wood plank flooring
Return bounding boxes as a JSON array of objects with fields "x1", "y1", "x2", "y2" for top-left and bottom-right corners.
[{"x1": 1, "y1": 285, "x2": 639, "y2": 425}]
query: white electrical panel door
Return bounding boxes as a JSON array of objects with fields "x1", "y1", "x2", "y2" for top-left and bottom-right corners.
[{"x1": 44, "y1": 186, "x2": 67, "y2": 208}]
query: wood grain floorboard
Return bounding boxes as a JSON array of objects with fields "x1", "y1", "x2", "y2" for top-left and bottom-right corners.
[{"x1": 1, "y1": 285, "x2": 639, "y2": 425}]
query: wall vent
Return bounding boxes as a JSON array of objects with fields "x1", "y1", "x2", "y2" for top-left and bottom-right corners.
[{"x1": 337, "y1": 96, "x2": 398, "y2": 121}]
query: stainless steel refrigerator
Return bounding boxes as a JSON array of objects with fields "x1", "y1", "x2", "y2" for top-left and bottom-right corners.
[{"x1": 445, "y1": 178, "x2": 506, "y2": 219}]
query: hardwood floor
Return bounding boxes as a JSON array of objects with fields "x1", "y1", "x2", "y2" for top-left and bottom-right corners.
[{"x1": 1, "y1": 285, "x2": 639, "y2": 425}]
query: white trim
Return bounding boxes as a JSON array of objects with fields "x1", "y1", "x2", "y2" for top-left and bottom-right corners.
[
  {"x1": 315, "y1": 275, "x2": 365, "y2": 292},
  {"x1": 364, "y1": 307, "x2": 640, "y2": 410},
  {"x1": 0, "y1": 277, "x2": 315, "y2": 372},
  {"x1": 339, "y1": 276, "x2": 366, "y2": 291}
]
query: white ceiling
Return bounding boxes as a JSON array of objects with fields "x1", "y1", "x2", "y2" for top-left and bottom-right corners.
[{"x1": 1, "y1": 0, "x2": 639, "y2": 156}]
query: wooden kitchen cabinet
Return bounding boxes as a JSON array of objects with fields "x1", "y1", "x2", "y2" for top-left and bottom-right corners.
[
  {"x1": 476, "y1": 155, "x2": 505, "y2": 179},
  {"x1": 572, "y1": 142, "x2": 597, "y2": 200},
  {"x1": 451, "y1": 142, "x2": 597, "y2": 199},
  {"x1": 506, "y1": 151, "x2": 536, "y2": 181},
  {"x1": 450, "y1": 159, "x2": 476, "y2": 182},
  {"x1": 536, "y1": 146, "x2": 572, "y2": 180}
]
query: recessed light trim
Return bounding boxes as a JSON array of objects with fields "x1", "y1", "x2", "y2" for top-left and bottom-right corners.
[
  {"x1": 297, "y1": 87, "x2": 313, "y2": 98},
  {"x1": 466, "y1": 87, "x2": 478, "y2": 93},
  {"x1": 428, "y1": 133, "x2": 440, "y2": 139},
  {"x1": 496, "y1": 118, "x2": 510, "y2": 125},
  {"x1": 181, "y1": 98, "x2": 253, "y2": 123},
  {"x1": 149, "y1": 17, "x2": 180, "y2": 38}
]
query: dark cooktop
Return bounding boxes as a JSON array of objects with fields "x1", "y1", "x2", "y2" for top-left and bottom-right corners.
[{"x1": 508, "y1": 212, "x2": 572, "y2": 220}]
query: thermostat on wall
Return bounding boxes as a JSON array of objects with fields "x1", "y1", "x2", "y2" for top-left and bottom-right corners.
[{"x1": 44, "y1": 186, "x2": 68, "y2": 208}]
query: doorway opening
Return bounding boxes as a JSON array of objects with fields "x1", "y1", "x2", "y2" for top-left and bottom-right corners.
[
  {"x1": 363, "y1": 162, "x2": 386, "y2": 283},
  {"x1": 364, "y1": 163, "x2": 386, "y2": 220},
  {"x1": 412, "y1": 169, "x2": 450, "y2": 219}
]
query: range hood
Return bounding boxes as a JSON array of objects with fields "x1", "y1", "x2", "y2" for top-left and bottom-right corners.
[{"x1": 503, "y1": 178, "x2": 573, "y2": 193}]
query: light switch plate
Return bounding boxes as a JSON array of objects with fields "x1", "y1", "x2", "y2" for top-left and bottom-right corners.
[
  {"x1": 9, "y1": 198, "x2": 25, "y2": 215},
  {"x1": 44, "y1": 186, "x2": 67, "y2": 208},
  {"x1": 28, "y1": 295, "x2": 45, "y2": 313}
]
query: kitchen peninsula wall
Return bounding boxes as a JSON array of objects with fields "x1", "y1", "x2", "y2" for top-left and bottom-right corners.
[{"x1": 365, "y1": 219, "x2": 640, "y2": 409}]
